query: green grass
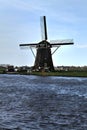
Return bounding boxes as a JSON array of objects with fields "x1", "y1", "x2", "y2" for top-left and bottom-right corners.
[
  {"x1": 31, "y1": 71, "x2": 87, "y2": 77},
  {"x1": 0, "y1": 68, "x2": 6, "y2": 74},
  {"x1": 0, "y1": 68, "x2": 87, "y2": 77}
]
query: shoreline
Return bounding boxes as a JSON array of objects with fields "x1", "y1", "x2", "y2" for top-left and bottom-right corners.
[
  {"x1": 1, "y1": 71, "x2": 87, "y2": 77},
  {"x1": 30, "y1": 71, "x2": 87, "y2": 77}
]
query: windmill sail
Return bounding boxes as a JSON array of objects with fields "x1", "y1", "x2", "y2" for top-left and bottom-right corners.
[
  {"x1": 19, "y1": 43, "x2": 37, "y2": 48},
  {"x1": 40, "y1": 16, "x2": 48, "y2": 40},
  {"x1": 50, "y1": 39, "x2": 74, "y2": 47}
]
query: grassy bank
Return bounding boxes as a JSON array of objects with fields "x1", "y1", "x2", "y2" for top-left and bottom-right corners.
[
  {"x1": 31, "y1": 71, "x2": 87, "y2": 77},
  {"x1": 0, "y1": 70, "x2": 87, "y2": 77}
]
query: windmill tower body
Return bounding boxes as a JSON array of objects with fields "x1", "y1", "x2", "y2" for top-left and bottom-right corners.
[
  {"x1": 34, "y1": 41, "x2": 54, "y2": 71},
  {"x1": 19, "y1": 16, "x2": 74, "y2": 71}
]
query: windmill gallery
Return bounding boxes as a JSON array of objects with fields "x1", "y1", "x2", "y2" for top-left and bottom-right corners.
[{"x1": 19, "y1": 16, "x2": 74, "y2": 72}]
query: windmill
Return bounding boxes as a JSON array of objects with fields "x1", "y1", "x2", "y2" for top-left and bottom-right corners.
[{"x1": 19, "y1": 16, "x2": 74, "y2": 71}]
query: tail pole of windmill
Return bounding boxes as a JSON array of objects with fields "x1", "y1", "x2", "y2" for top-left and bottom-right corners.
[{"x1": 19, "y1": 16, "x2": 74, "y2": 71}]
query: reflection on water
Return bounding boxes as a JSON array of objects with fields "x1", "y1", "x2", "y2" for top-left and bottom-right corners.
[{"x1": 0, "y1": 74, "x2": 87, "y2": 129}]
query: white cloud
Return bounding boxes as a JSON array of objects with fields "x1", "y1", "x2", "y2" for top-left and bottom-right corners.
[
  {"x1": 0, "y1": 0, "x2": 46, "y2": 13},
  {"x1": 76, "y1": 44, "x2": 87, "y2": 48},
  {"x1": 0, "y1": 0, "x2": 86, "y2": 25}
]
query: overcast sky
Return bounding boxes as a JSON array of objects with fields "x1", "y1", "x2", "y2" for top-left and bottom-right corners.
[{"x1": 0, "y1": 0, "x2": 87, "y2": 66}]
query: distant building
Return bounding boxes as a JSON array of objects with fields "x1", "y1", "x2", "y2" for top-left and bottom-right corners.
[{"x1": 6, "y1": 65, "x2": 14, "y2": 72}]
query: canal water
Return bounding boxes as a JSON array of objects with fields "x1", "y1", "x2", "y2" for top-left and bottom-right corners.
[{"x1": 0, "y1": 74, "x2": 87, "y2": 130}]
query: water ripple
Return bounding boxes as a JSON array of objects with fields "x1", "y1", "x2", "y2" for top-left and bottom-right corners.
[{"x1": 0, "y1": 74, "x2": 87, "y2": 129}]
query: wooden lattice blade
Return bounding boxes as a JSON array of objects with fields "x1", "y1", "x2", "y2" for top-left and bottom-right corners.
[
  {"x1": 40, "y1": 16, "x2": 48, "y2": 40},
  {"x1": 19, "y1": 43, "x2": 37, "y2": 48},
  {"x1": 50, "y1": 39, "x2": 74, "y2": 47}
]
